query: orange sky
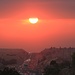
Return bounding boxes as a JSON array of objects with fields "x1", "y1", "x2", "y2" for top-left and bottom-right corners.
[{"x1": 0, "y1": 0, "x2": 75, "y2": 52}]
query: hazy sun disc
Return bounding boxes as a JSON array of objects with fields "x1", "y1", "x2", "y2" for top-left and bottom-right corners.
[{"x1": 29, "y1": 18, "x2": 38, "y2": 24}]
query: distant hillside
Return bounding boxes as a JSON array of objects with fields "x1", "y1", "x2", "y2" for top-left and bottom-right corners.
[
  {"x1": 0, "y1": 47, "x2": 75, "y2": 71},
  {"x1": 40, "y1": 47, "x2": 75, "y2": 61},
  {"x1": 0, "y1": 48, "x2": 28, "y2": 67},
  {"x1": 28, "y1": 47, "x2": 75, "y2": 71}
]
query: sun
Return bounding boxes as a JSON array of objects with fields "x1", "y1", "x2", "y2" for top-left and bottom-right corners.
[{"x1": 29, "y1": 18, "x2": 38, "y2": 24}]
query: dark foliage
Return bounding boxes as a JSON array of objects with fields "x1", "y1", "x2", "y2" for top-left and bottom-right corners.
[
  {"x1": 0, "y1": 67, "x2": 21, "y2": 75},
  {"x1": 44, "y1": 60, "x2": 60, "y2": 75}
]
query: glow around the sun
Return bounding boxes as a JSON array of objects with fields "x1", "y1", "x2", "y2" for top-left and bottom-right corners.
[{"x1": 29, "y1": 18, "x2": 38, "y2": 24}]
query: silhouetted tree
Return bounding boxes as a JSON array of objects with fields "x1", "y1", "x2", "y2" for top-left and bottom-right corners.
[
  {"x1": 59, "y1": 52, "x2": 75, "y2": 75},
  {"x1": 44, "y1": 60, "x2": 60, "y2": 75}
]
